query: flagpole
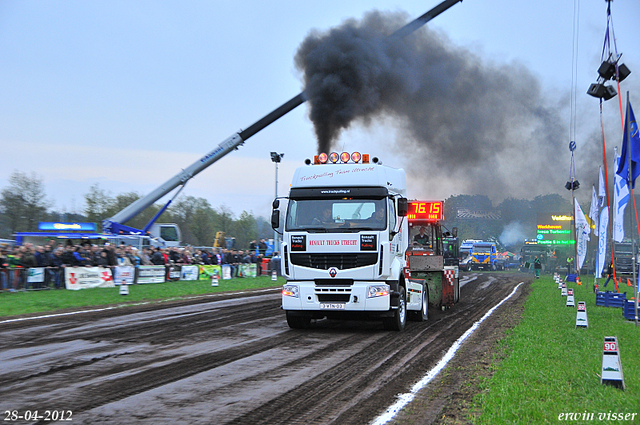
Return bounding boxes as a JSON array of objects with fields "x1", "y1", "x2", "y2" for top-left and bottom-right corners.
[{"x1": 626, "y1": 92, "x2": 640, "y2": 326}]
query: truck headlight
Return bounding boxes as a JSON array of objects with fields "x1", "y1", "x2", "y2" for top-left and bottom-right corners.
[
  {"x1": 368, "y1": 284, "x2": 390, "y2": 298},
  {"x1": 282, "y1": 284, "x2": 299, "y2": 298}
]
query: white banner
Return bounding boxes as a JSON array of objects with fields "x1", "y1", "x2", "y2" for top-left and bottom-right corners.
[
  {"x1": 574, "y1": 199, "x2": 590, "y2": 271},
  {"x1": 222, "y1": 264, "x2": 232, "y2": 280},
  {"x1": 114, "y1": 266, "x2": 135, "y2": 285},
  {"x1": 180, "y1": 265, "x2": 199, "y2": 281},
  {"x1": 596, "y1": 208, "x2": 609, "y2": 278},
  {"x1": 137, "y1": 265, "x2": 166, "y2": 284},
  {"x1": 598, "y1": 166, "x2": 606, "y2": 206},
  {"x1": 27, "y1": 267, "x2": 45, "y2": 283},
  {"x1": 589, "y1": 185, "x2": 599, "y2": 237},
  {"x1": 613, "y1": 153, "x2": 630, "y2": 242},
  {"x1": 65, "y1": 267, "x2": 114, "y2": 290}
]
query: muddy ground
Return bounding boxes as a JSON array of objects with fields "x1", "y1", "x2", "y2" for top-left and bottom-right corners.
[{"x1": 0, "y1": 272, "x2": 532, "y2": 425}]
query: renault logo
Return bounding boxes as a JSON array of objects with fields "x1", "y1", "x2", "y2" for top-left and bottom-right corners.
[{"x1": 329, "y1": 267, "x2": 338, "y2": 278}]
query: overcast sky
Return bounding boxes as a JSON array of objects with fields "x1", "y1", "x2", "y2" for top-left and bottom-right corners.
[{"x1": 1, "y1": 0, "x2": 639, "y2": 220}]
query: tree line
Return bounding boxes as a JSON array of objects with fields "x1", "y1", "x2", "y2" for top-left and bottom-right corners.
[
  {"x1": 1, "y1": 171, "x2": 576, "y2": 250},
  {"x1": 0, "y1": 171, "x2": 272, "y2": 248}
]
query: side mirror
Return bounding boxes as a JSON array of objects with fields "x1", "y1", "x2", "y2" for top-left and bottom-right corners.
[
  {"x1": 452, "y1": 227, "x2": 458, "y2": 238},
  {"x1": 271, "y1": 210, "x2": 280, "y2": 230},
  {"x1": 272, "y1": 199, "x2": 280, "y2": 209},
  {"x1": 397, "y1": 197, "x2": 408, "y2": 217}
]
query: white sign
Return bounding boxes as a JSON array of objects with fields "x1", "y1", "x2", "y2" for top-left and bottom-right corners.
[{"x1": 65, "y1": 267, "x2": 114, "y2": 290}]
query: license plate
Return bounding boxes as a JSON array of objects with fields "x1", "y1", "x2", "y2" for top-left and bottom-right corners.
[{"x1": 320, "y1": 302, "x2": 345, "y2": 310}]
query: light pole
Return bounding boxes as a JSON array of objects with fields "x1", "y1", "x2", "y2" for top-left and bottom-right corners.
[{"x1": 270, "y1": 152, "x2": 284, "y2": 255}]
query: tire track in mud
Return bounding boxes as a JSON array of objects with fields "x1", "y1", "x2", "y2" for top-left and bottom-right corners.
[
  {"x1": 228, "y1": 274, "x2": 525, "y2": 425},
  {"x1": 0, "y1": 274, "x2": 529, "y2": 425}
]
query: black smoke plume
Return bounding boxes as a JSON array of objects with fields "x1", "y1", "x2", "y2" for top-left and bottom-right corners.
[{"x1": 294, "y1": 10, "x2": 595, "y2": 200}]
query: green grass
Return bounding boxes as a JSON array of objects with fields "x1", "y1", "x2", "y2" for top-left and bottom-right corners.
[
  {"x1": 0, "y1": 276, "x2": 284, "y2": 318},
  {"x1": 474, "y1": 276, "x2": 640, "y2": 424}
]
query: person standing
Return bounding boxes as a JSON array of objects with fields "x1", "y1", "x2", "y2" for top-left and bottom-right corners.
[{"x1": 533, "y1": 256, "x2": 541, "y2": 279}]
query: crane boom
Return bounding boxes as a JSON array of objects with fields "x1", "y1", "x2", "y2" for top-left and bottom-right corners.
[{"x1": 103, "y1": 0, "x2": 463, "y2": 237}]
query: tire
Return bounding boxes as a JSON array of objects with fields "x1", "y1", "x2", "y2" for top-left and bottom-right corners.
[
  {"x1": 415, "y1": 286, "x2": 428, "y2": 322},
  {"x1": 286, "y1": 311, "x2": 311, "y2": 329},
  {"x1": 383, "y1": 287, "x2": 407, "y2": 331}
]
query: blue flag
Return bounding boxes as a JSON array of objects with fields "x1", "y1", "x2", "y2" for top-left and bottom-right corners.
[{"x1": 616, "y1": 101, "x2": 640, "y2": 188}]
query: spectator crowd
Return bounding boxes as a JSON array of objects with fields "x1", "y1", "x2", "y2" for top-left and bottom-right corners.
[{"x1": 1, "y1": 238, "x2": 271, "y2": 292}]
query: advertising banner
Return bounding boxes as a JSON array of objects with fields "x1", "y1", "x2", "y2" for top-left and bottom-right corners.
[
  {"x1": 114, "y1": 266, "x2": 135, "y2": 285},
  {"x1": 198, "y1": 265, "x2": 222, "y2": 280},
  {"x1": 27, "y1": 267, "x2": 45, "y2": 283},
  {"x1": 240, "y1": 263, "x2": 257, "y2": 278},
  {"x1": 180, "y1": 265, "x2": 199, "y2": 281},
  {"x1": 137, "y1": 265, "x2": 166, "y2": 284},
  {"x1": 166, "y1": 265, "x2": 182, "y2": 281},
  {"x1": 222, "y1": 264, "x2": 232, "y2": 279},
  {"x1": 65, "y1": 267, "x2": 114, "y2": 290}
]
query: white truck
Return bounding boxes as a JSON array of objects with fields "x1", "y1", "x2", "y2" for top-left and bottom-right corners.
[{"x1": 272, "y1": 152, "x2": 415, "y2": 330}]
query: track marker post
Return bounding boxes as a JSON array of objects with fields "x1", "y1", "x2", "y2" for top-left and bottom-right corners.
[
  {"x1": 575, "y1": 302, "x2": 588, "y2": 328},
  {"x1": 566, "y1": 288, "x2": 575, "y2": 307},
  {"x1": 561, "y1": 282, "x2": 568, "y2": 296},
  {"x1": 119, "y1": 279, "x2": 129, "y2": 296},
  {"x1": 601, "y1": 336, "x2": 625, "y2": 390},
  {"x1": 211, "y1": 270, "x2": 219, "y2": 287},
  {"x1": 271, "y1": 270, "x2": 277, "y2": 281}
]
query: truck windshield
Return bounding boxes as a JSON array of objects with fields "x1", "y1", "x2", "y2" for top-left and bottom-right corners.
[
  {"x1": 474, "y1": 246, "x2": 493, "y2": 253},
  {"x1": 285, "y1": 198, "x2": 387, "y2": 232}
]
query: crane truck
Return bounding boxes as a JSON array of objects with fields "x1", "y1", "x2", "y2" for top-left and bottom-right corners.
[
  {"x1": 272, "y1": 152, "x2": 411, "y2": 330},
  {"x1": 98, "y1": 0, "x2": 463, "y2": 244},
  {"x1": 404, "y1": 200, "x2": 460, "y2": 315}
]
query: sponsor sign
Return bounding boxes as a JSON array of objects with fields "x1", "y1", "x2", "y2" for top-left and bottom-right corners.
[
  {"x1": 166, "y1": 265, "x2": 181, "y2": 281},
  {"x1": 198, "y1": 265, "x2": 222, "y2": 280},
  {"x1": 180, "y1": 265, "x2": 199, "y2": 281},
  {"x1": 360, "y1": 234, "x2": 377, "y2": 251},
  {"x1": 114, "y1": 266, "x2": 135, "y2": 285},
  {"x1": 290, "y1": 235, "x2": 306, "y2": 251},
  {"x1": 137, "y1": 265, "x2": 166, "y2": 284},
  {"x1": 27, "y1": 267, "x2": 45, "y2": 283},
  {"x1": 38, "y1": 222, "x2": 97, "y2": 231},
  {"x1": 306, "y1": 235, "x2": 360, "y2": 252},
  {"x1": 65, "y1": 267, "x2": 114, "y2": 290}
]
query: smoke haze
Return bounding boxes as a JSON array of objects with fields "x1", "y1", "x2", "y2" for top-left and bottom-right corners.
[{"x1": 295, "y1": 10, "x2": 606, "y2": 201}]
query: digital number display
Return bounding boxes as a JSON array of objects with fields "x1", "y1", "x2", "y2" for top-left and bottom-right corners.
[{"x1": 407, "y1": 201, "x2": 443, "y2": 221}]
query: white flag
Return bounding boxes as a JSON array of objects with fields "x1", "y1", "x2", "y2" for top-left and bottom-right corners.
[
  {"x1": 598, "y1": 166, "x2": 606, "y2": 207},
  {"x1": 613, "y1": 153, "x2": 630, "y2": 242},
  {"x1": 596, "y1": 207, "x2": 609, "y2": 278},
  {"x1": 589, "y1": 185, "x2": 599, "y2": 237},
  {"x1": 574, "y1": 198, "x2": 590, "y2": 270}
]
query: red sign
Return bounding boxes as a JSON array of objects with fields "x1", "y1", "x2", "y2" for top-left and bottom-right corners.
[
  {"x1": 604, "y1": 341, "x2": 618, "y2": 353},
  {"x1": 408, "y1": 201, "x2": 443, "y2": 221}
]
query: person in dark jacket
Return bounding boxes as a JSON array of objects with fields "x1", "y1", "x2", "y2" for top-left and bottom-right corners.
[{"x1": 151, "y1": 248, "x2": 166, "y2": 265}]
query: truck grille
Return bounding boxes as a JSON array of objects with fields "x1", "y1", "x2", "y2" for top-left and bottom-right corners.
[{"x1": 290, "y1": 253, "x2": 378, "y2": 270}]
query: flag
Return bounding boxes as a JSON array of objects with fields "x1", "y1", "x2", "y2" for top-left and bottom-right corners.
[
  {"x1": 613, "y1": 151, "x2": 630, "y2": 242},
  {"x1": 589, "y1": 185, "x2": 599, "y2": 237},
  {"x1": 596, "y1": 207, "x2": 609, "y2": 279},
  {"x1": 616, "y1": 101, "x2": 640, "y2": 188},
  {"x1": 574, "y1": 198, "x2": 590, "y2": 270},
  {"x1": 598, "y1": 166, "x2": 606, "y2": 206}
]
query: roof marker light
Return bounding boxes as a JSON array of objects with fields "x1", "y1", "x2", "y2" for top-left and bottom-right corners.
[
  {"x1": 340, "y1": 152, "x2": 350, "y2": 163},
  {"x1": 318, "y1": 153, "x2": 328, "y2": 164},
  {"x1": 329, "y1": 152, "x2": 339, "y2": 163},
  {"x1": 351, "y1": 152, "x2": 361, "y2": 163}
]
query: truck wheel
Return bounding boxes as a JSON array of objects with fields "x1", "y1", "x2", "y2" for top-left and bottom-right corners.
[
  {"x1": 416, "y1": 286, "x2": 428, "y2": 321},
  {"x1": 383, "y1": 287, "x2": 406, "y2": 331},
  {"x1": 286, "y1": 312, "x2": 311, "y2": 329}
]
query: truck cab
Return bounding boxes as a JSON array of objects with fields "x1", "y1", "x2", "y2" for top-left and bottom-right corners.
[
  {"x1": 273, "y1": 152, "x2": 410, "y2": 330},
  {"x1": 470, "y1": 242, "x2": 497, "y2": 271}
]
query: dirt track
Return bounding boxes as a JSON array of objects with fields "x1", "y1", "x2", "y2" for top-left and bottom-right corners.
[{"x1": 0, "y1": 272, "x2": 532, "y2": 425}]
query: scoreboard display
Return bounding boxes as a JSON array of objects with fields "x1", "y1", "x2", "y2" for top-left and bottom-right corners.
[{"x1": 407, "y1": 201, "x2": 443, "y2": 221}]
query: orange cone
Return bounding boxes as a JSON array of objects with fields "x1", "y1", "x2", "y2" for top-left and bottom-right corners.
[{"x1": 627, "y1": 279, "x2": 633, "y2": 287}]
